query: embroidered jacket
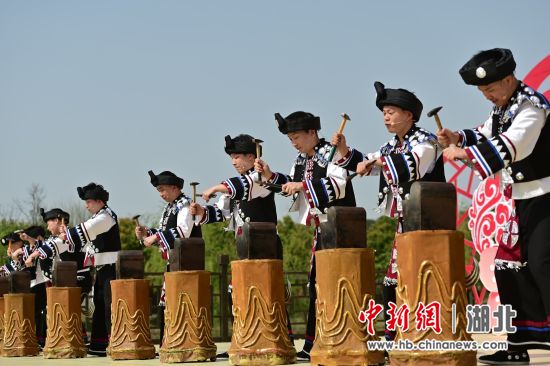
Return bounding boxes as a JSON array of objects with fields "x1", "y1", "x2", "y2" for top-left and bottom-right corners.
[
  {"x1": 148, "y1": 193, "x2": 202, "y2": 260},
  {"x1": 200, "y1": 169, "x2": 287, "y2": 234},
  {"x1": 459, "y1": 82, "x2": 550, "y2": 200},
  {"x1": 65, "y1": 206, "x2": 121, "y2": 267},
  {"x1": 268, "y1": 138, "x2": 356, "y2": 226},
  {"x1": 336, "y1": 125, "x2": 445, "y2": 216}
]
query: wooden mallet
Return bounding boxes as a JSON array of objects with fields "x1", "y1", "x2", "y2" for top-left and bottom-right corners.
[
  {"x1": 252, "y1": 138, "x2": 263, "y2": 159},
  {"x1": 252, "y1": 138, "x2": 264, "y2": 181},
  {"x1": 327, "y1": 113, "x2": 351, "y2": 162},
  {"x1": 190, "y1": 182, "x2": 199, "y2": 220},
  {"x1": 132, "y1": 214, "x2": 141, "y2": 226},
  {"x1": 428, "y1": 106, "x2": 473, "y2": 167},
  {"x1": 427, "y1": 106, "x2": 444, "y2": 131}
]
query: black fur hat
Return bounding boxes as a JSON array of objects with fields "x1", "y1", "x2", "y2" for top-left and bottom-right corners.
[
  {"x1": 1, "y1": 232, "x2": 22, "y2": 245},
  {"x1": 459, "y1": 48, "x2": 516, "y2": 86},
  {"x1": 224, "y1": 134, "x2": 260, "y2": 156},
  {"x1": 77, "y1": 182, "x2": 109, "y2": 202},
  {"x1": 148, "y1": 170, "x2": 184, "y2": 189},
  {"x1": 275, "y1": 111, "x2": 321, "y2": 134},
  {"x1": 40, "y1": 208, "x2": 70, "y2": 224},
  {"x1": 23, "y1": 225, "x2": 46, "y2": 239},
  {"x1": 374, "y1": 81, "x2": 423, "y2": 122}
]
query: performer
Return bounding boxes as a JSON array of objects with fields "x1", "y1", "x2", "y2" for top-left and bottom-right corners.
[
  {"x1": 135, "y1": 170, "x2": 202, "y2": 344},
  {"x1": 189, "y1": 134, "x2": 292, "y2": 359},
  {"x1": 9, "y1": 225, "x2": 49, "y2": 347},
  {"x1": 331, "y1": 81, "x2": 445, "y2": 341},
  {"x1": 1, "y1": 231, "x2": 25, "y2": 276},
  {"x1": 191, "y1": 134, "x2": 286, "y2": 244},
  {"x1": 255, "y1": 112, "x2": 356, "y2": 361},
  {"x1": 438, "y1": 48, "x2": 550, "y2": 365},
  {"x1": 59, "y1": 183, "x2": 121, "y2": 356},
  {"x1": 21, "y1": 208, "x2": 93, "y2": 344}
]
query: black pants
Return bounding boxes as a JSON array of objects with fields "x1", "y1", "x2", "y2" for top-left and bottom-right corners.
[
  {"x1": 77, "y1": 270, "x2": 93, "y2": 343},
  {"x1": 497, "y1": 192, "x2": 550, "y2": 350},
  {"x1": 304, "y1": 256, "x2": 316, "y2": 347},
  {"x1": 89, "y1": 264, "x2": 115, "y2": 352},
  {"x1": 31, "y1": 282, "x2": 48, "y2": 347},
  {"x1": 383, "y1": 284, "x2": 397, "y2": 341}
]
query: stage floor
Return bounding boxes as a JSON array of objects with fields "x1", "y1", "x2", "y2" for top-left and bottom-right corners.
[{"x1": 1, "y1": 334, "x2": 549, "y2": 365}]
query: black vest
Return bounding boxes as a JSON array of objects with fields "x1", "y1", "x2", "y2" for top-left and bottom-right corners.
[
  {"x1": 92, "y1": 207, "x2": 121, "y2": 253},
  {"x1": 292, "y1": 139, "x2": 356, "y2": 211},
  {"x1": 377, "y1": 126, "x2": 446, "y2": 206},
  {"x1": 163, "y1": 197, "x2": 203, "y2": 238},
  {"x1": 494, "y1": 114, "x2": 550, "y2": 184},
  {"x1": 234, "y1": 193, "x2": 278, "y2": 224}
]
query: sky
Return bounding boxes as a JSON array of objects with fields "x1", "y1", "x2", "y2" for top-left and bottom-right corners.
[{"x1": 1, "y1": 1, "x2": 549, "y2": 221}]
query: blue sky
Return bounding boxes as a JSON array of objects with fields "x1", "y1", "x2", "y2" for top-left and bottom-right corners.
[{"x1": 1, "y1": 1, "x2": 549, "y2": 220}]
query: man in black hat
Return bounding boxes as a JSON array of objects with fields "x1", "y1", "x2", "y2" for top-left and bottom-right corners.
[
  {"x1": 255, "y1": 113, "x2": 356, "y2": 360},
  {"x1": 135, "y1": 170, "x2": 202, "y2": 344},
  {"x1": 59, "y1": 182, "x2": 121, "y2": 356},
  {"x1": 189, "y1": 134, "x2": 292, "y2": 359},
  {"x1": 438, "y1": 48, "x2": 550, "y2": 365},
  {"x1": 136, "y1": 170, "x2": 202, "y2": 256},
  {"x1": 0, "y1": 231, "x2": 25, "y2": 276},
  {"x1": 331, "y1": 81, "x2": 446, "y2": 341},
  {"x1": 190, "y1": 134, "x2": 286, "y2": 240}
]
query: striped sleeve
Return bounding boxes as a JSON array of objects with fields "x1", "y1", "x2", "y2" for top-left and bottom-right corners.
[
  {"x1": 66, "y1": 211, "x2": 116, "y2": 252},
  {"x1": 457, "y1": 116, "x2": 492, "y2": 147},
  {"x1": 335, "y1": 148, "x2": 365, "y2": 171},
  {"x1": 302, "y1": 162, "x2": 347, "y2": 209},
  {"x1": 465, "y1": 104, "x2": 545, "y2": 179},
  {"x1": 200, "y1": 195, "x2": 231, "y2": 225},
  {"x1": 379, "y1": 141, "x2": 437, "y2": 185},
  {"x1": 156, "y1": 205, "x2": 196, "y2": 254},
  {"x1": 223, "y1": 172, "x2": 273, "y2": 202}
]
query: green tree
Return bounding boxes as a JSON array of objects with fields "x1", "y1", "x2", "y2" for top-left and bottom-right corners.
[
  {"x1": 277, "y1": 216, "x2": 315, "y2": 272},
  {"x1": 367, "y1": 216, "x2": 397, "y2": 278}
]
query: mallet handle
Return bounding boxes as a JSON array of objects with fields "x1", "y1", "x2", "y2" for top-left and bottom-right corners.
[
  {"x1": 434, "y1": 114, "x2": 443, "y2": 131},
  {"x1": 191, "y1": 185, "x2": 197, "y2": 220},
  {"x1": 327, "y1": 118, "x2": 349, "y2": 162}
]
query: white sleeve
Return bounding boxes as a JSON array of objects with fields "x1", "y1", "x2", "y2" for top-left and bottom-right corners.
[{"x1": 81, "y1": 211, "x2": 116, "y2": 242}]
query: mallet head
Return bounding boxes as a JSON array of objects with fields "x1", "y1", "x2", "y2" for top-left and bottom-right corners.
[
  {"x1": 252, "y1": 138, "x2": 263, "y2": 158},
  {"x1": 341, "y1": 113, "x2": 351, "y2": 121},
  {"x1": 427, "y1": 106, "x2": 443, "y2": 118}
]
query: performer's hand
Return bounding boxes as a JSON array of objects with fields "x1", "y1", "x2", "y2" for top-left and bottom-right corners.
[
  {"x1": 189, "y1": 203, "x2": 205, "y2": 220},
  {"x1": 331, "y1": 133, "x2": 348, "y2": 158},
  {"x1": 11, "y1": 248, "x2": 23, "y2": 261},
  {"x1": 59, "y1": 230, "x2": 67, "y2": 241},
  {"x1": 143, "y1": 235, "x2": 157, "y2": 247},
  {"x1": 255, "y1": 158, "x2": 273, "y2": 180},
  {"x1": 202, "y1": 188, "x2": 217, "y2": 202},
  {"x1": 443, "y1": 146, "x2": 469, "y2": 162},
  {"x1": 437, "y1": 128, "x2": 460, "y2": 148},
  {"x1": 356, "y1": 159, "x2": 377, "y2": 176},
  {"x1": 19, "y1": 233, "x2": 36, "y2": 244},
  {"x1": 282, "y1": 182, "x2": 303, "y2": 195},
  {"x1": 135, "y1": 226, "x2": 148, "y2": 240},
  {"x1": 59, "y1": 224, "x2": 67, "y2": 239},
  {"x1": 24, "y1": 253, "x2": 38, "y2": 268}
]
